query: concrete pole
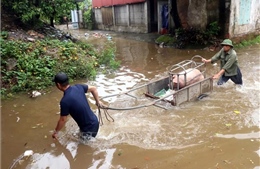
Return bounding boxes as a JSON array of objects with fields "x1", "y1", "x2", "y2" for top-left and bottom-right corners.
[
  {"x1": 112, "y1": 6, "x2": 115, "y2": 29},
  {"x1": 127, "y1": 4, "x2": 130, "y2": 27},
  {"x1": 76, "y1": 3, "x2": 80, "y2": 28}
]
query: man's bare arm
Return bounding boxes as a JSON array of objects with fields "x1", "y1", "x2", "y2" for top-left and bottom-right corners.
[
  {"x1": 88, "y1": 86, "x2": 106, "y2": 108},
  {"x1": 213, "y1": 69, "x2": 225, "y2": 79},
  {"x1": 52, "y1": 115, "x2": 68, "y2": 139}
]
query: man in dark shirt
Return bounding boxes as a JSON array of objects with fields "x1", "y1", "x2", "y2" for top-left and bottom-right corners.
[
  {"x1": 202, "y1": 39, "x2": 243, "y2": 85},
  {"x1": 52, "y1": 72, "x2": 105, "y2": 140}
]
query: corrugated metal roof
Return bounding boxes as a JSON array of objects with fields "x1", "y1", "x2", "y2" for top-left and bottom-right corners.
[{"x1": 92, "y1": 0, "x2": 146, "y2": 8}]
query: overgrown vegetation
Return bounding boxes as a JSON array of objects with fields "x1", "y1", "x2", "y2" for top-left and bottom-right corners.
[
  {"x1": 2, "y1": 0, "x2": 93, "y2": 29},
  {"x1": 2, "y1": 0, "x2": 75, "y2": 27},
  {"x1": 155, "y1": 21, "x2": 260, "y2": 50},
  {"x1": 0, "y1": 1, "x2": 120, "y2": 99},
  {"x1": 80, "y1": 0, "x2": 94, "y2": 30},
  {"x1": 156, "y1": 21, "x2": 221, "y2": 48},
  {"x1": 155, "y1": 34, "x2": 177, "y2": 46},
  {"x1": 234, "y1": 35, "x2": 260, "y2": 48},
  {"x1": 0, "y1": 33, "x2": 120, "y2": 99}
]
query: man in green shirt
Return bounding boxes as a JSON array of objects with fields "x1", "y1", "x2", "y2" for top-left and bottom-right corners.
[{"x1": 202, "y1": 39, "x2": 243, "y2": 85}]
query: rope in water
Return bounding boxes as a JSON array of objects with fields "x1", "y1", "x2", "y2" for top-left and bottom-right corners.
[
  {"x1": 97, "y1": 107, "x2": 114, "y2": 125},
  {"x1": 97, "y1": 102, "x2": 156, "y2": 125}
]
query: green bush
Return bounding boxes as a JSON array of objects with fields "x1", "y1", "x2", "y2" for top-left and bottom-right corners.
[
  {"x1": 96, "y1": 41, "x2": 120, "y2": 69},
  {"x1": 173, "y1": 21, "x2": 221, "y2": 48},
  {"x1": 234, "y1": 35, "x2": 260, "y2": 48},
  {"x1": 156, "y1": 35, "x2": 176, "y2": 46},
  {"x1": 0, "y1": 38, "x2": 120, "y2": 98},
  {"x1": 1, "y1": 31, "x2": 9, "y2": 39},
  {"x1": 204, "y1": 21, "x2": 221, "y2": 38}
]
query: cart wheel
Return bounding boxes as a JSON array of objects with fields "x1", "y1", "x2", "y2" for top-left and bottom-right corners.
[{"x1": 197, "y1": 94, "x2": 208, "y2": 100}]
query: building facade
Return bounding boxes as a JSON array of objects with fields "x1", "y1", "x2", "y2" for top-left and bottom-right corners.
[{"x1": 92, "y1": 0, "x2": 260, "y2": 38}]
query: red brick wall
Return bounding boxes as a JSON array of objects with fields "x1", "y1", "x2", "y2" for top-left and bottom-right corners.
[{"x1": 93, "y1": 0, "x2": 146, "y2": 8}]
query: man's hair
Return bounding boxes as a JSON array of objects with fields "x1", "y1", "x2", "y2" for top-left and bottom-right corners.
[
  {"x1": 58, "y1": 80, "x2": 69, "y2": 87},
  {"x1": 53, "y1": 72, "x2": 69, "y2": 86}
]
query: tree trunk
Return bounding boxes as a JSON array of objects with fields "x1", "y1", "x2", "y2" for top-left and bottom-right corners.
[
  {"x1": 50, "y1": 4, "x2": 56, "y2": 27},
  {"x1": 50, "y1": 17, "x2": 54, "y2": 27}
]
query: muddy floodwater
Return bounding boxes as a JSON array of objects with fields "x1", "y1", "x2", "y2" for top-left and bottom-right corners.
[{"x1": 1, "y1": 27, "x2": 260, "y2": 169}]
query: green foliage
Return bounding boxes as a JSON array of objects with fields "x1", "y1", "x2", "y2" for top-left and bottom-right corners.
[
  {"x1": 83, "y1": 9, "x2": 92, "y2": 23},
  {"x1": 12, "y1": 1, "x2": 40, "y2": 23},
  {"x1": 83, "y1": 9, "x2": 93, "y2": 29},
  {"x1": 234, "y1": 35, "x2": 260, "y2": 48},
  {"x1": 80, "y1": 0, "x2": 93, "y2": 29},
  {"x1": 155, "y1": 35, "x2": 176, "y2": 46},
  {"x1": 204, "y1": 21, "x2": 221, "y2": 37},
  {"x1": 2, "y1": 0, "x2": 75, "y2": 27},
  {"x1": 174, "y1": 21, "x2": 221, "y2": 48},
  {"x1": 96, "y1": 41, "x2": 120, "y2": 70},
  {"x1": 41, "y1": 0, "x2": 76, "y2": 23},
  {"x1": 1, "y1": 38, "x2": 120, "y2": 98},
  {"x1": 1, "y1": 31, "x2": 9, "y2": 39}
]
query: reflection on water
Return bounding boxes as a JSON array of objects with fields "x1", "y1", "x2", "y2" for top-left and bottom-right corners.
[
  {"x1": 89, "y1": 148, "x2": 116, "y2": 169},
  {"x1": 216, "y1": 132, "x2": 260, "y2": 139},
  {"x1": 93, "y1": 67, "x2": 150, "y2": 103},
  {"x1": 2, "y1": 29, "x2": 260, "y2": 169},
  {"x1": 26, "y1": 153, "x2": 70, "y2": 169}
]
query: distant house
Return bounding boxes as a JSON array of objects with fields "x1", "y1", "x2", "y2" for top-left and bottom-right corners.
[{"x1": 92, "y1": 0, "x2": 260, "y2": 38}]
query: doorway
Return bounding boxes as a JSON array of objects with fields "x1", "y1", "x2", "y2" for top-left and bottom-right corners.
[{"x1": 158, "y1": 1, "x2": 168, "y2": 34}]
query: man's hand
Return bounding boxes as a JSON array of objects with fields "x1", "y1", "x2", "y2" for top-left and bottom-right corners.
[
  {"x1": 96, "y1": 101, "x2": 108, "y2": 109},
  {"x1": 213, "y1": 74, "x2": 221, "y2": 79},
  {"x1": 202, "y1": 58, "x2": 211, "y2": 63},
  {"x1": 213, "y1": 69, "x2": 225, "y2": 80},
  {"x1": 52, "y1": 130, "x2": 58, "y2": 139}
]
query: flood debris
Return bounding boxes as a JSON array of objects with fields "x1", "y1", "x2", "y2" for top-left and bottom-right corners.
[
  {"x1": 24, "y1": 150, "x2": 33, "y2": 156},
  {"x1": 84, "y1": 32, "x2": 112, "y2": 41},
  {"x1": 9, "y1": 150, "x2": 33, "y2": 169},
  {"x1": 30, "y1": 91, "x2": 41, "y2": 98},
  {"x1": 31, "y1": 123, "x2": 44, "y2": 129},
  {"x1": 225, "y1": 123, "x2": 232, "y2": 127},
  {"x1": 27, "y1": 30, "x2": 44, "y2": 38},
  {"x1": 225, "y1": 123, "x2": 232, "y2": 129},
  {"x1": 249, "y1": 159, "x2": 254, "y2": 164},
  {"x1": 234, "y1": 110, "x2": 241, "y2": 114},
  {"x1": 159, "y1": 42, "x2": 165, "y2": 48},
  {"x1": 223, "y1": 159, "x2": 231, "y2": 164},
  {"x1": 27, "y1": 37, "x2": 35, "y2": 42}
]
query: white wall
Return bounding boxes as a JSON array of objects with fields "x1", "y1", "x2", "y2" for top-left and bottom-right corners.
[
  {"x1": 229, "y1": 0, "x2": 260, "y2": 37},
  {"x1": 93, "y1": 2, "x2": 148, "y2": 33}
]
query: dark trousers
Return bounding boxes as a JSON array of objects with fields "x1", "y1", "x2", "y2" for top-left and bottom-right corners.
[
  {"x1": 80, "y1": 122, "x2": 99, "y2": 141},
  {"x1": 217, "y1": 67, "x2": 243, "y2": 85}
]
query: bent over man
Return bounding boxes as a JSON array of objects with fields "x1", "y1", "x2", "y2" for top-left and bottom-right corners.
[
  {"x1": 202, "y1": 39, "x2": 243, "y2": 85},
  {"x1": 52, "y1": 72, "x2": 105, "y2": 141}
]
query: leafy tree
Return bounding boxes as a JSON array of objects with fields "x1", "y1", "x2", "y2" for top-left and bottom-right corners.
[
  {"x1": 2, "y1": 0, "x2": 76, "y2": 27},
  {"x1": 78, "y1": 0, "x2": 93, "y2": 29},
  {"x1": 41, "y1": 0, "x2": 76, "y2": 27},
  {"x1": 2, "y1": 0, "x2": 41, "y2": 25}
]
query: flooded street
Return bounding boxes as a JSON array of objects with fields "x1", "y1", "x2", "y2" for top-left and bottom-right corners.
[{"x1": 1, "y1": 27, "x2": 260, "y2": 169}]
